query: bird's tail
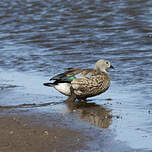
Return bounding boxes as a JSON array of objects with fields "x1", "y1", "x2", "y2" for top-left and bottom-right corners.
[{"x1": 43, "y1": 83, "x2": 55, "y2": 87}]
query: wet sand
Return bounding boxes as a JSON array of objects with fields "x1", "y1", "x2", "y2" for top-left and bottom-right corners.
[
  {"x1": 0, "y1": 71, "x2": 89, "y2": 152},
  {"x1": 0, "y1": 111, "x2": 89, "y2": 152}
]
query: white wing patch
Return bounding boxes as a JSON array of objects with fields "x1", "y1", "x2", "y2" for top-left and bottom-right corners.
[{"x1": 54, "y1": 83, "x2": 71, "y2": 96}]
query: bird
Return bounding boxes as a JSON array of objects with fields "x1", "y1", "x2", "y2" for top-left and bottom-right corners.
[{"x1": 43, "y1": 59, "x2": 114, "y2": 102}]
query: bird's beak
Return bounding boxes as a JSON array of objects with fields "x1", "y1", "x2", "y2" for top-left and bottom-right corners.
[{"x1": 110, "y1": 65, "x2": 114, "y2": 69}]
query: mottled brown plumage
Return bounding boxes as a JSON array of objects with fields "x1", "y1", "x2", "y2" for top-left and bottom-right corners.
[{"x1": 72, "y1": 71, "x2": 110, "y2": 100}]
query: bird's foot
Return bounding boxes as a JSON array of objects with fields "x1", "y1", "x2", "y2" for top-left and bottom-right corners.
[{"x1": 79, "y1": 98, "x2": 87, "y2": 102}]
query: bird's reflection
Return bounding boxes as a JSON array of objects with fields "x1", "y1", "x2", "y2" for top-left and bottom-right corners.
[{"x1": 65, "y1": 101, "x2": 112, "y2": 129}]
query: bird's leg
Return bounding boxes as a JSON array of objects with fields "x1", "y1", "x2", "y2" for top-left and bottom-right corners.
[
  {"x1": 64, "y1": 87, "x2": 76, "y2": 103},
  {"x1": 64, "y1": 95, "x2": 76, "y2": 102}
]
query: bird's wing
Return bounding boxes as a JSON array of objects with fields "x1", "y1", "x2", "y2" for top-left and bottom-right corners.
[
  {"x1": 71, "y1": 72, "x2": 109, "y2": 96},
  {"x1": 50, "y1": 68, "x2": 95, "y2": 83}
]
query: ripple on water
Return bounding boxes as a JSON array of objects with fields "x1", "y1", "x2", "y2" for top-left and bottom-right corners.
[{"x1": 0, "y1": 0, "x2": 152, "y2": 151}]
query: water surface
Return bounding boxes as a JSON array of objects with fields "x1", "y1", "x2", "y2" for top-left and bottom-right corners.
[{"x1": 0, "y1": 0, "x2": 152, "y2": 151}]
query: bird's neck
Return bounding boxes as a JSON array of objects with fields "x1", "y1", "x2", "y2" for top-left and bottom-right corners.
[
  {"x1": 94, "y1": 64, "x2": 107, "y2": 73},
  {"x1": 94, "y1": 67, "x2": 107, "y2": 74}
]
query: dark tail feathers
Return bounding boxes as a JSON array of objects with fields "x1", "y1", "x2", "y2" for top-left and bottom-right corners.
[{"x1": 43, "y1": 83, "x2": 54, "y2": 87}]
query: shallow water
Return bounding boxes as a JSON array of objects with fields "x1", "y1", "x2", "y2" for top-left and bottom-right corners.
[{"x1": 0, "y1": 0, "x2": 152, "y2": 151}]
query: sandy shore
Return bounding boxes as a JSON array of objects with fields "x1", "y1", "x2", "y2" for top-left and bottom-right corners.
[{"x1": 0, "y1": 110, "x2": 89, "y2": 152}]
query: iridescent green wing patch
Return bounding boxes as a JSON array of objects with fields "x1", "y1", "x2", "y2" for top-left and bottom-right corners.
[{"x1": 68, "y1": 76, "x2": 76, "y2": 81}]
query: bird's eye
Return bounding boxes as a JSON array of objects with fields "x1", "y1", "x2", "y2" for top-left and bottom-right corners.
[{"x1": 106, "y1": 61, "x2": 109, "y2": 65}]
